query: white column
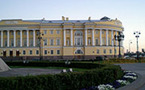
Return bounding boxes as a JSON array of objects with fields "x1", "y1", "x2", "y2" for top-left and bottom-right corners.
[
  {"x1": 92, "y1": 29, "x2": 95, "y2": 46},
  {"x1": 115, "y1": 31, "x2": 117, "y2": 46},
  {"x1": 1, "y1": 31, "x2": 3, "y2": 47},
  {"x1": 100, "y1": 29, "x2": 102, "y2": 46},
  {"x1": 27, "y1": 30, "x2": 29, "y2": 47},
  {"x1": 20, "y1": 30, "x2": 22, "y2": 47},
  {"x1": 14, "y1": 30, "x2": 16, "y2": 47},
  {"x1": 33, "y1": 30, "x2": 36, "y2": 47},
  {"x1": 106, "y1": 29, "x2": 108, "y2": 46},
  {"x1": 70, "y1": 29, "x2": 73, "y2": 46},
  {"x1": 7, "y1": 30, "x2": 9, "y2": 47},
  {"x1": 85, "y1": 29, "x2": 88, "y2": 46},
  {"x1": 63, "y1": 29, "x2": 66, "y2": 46},
  {"x1": 111, "y1": 30, "x2": 114, "y2": 46}
]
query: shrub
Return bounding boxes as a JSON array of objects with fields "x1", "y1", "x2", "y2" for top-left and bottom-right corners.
[{"x1": 0, "y1": 62, "x2": 123, "y2": 90}]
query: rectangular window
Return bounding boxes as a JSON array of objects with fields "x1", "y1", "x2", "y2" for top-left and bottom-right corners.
[
  {"x1": 102, "y1": 38, "x2": 105, "y2": 45},
  {"x1": 104, "y1": 49, "x2": 106, "y2": 54},
  {"x1": 56, "y1": 39, "x2": 60, "y2": 45},
  {"x1": 88, "y1": 38, "x2": 91, "y2": 45},
  {"x1": 17, "y1": 31, "x2": 20, "y2": 35},
  {"x1": 88, "y1": 30, "x2": 91, "y2": 35},
  {"x1": 51, "y1": 50, "x2": 53, "y2": 54},
  {"x1": 97, "y1": 49, "x2": 99, "y2": 54},
  {"x1": 24, "y1": 31, "x2": 27, "y2": 35},
  {"x1": 36, "y1": 50, "x2": 39, "y2": 54},
  {"x1": 23, "y1": 50, "x2": 26, "y2": 55},
  {"x1": 17, "y1": 39, "x2": 20, "y2": 46},
  {"x1": 44, "y1": 50, "x2": 47, "y2": 54},
  {"x1": 95, "y1": 38, "x2": 99, "y2": 46},
  {"x1": 44, "y1": 39, "x2": 47, "y2": 46},
  {"x1": 30, "y1": 39, "x2": 33, "y2": 46},
  {"x1": 57, "y1": 50, "x2": 60, "y2": 54},
  {"x1": 50, "y1": 39, "x2": 54, "y2": 45},
  {"x1": 5, "y1": 32, "x2": 7, "y2": 35},
  {"x1": 66, "y1": 39, "x2": 70, "y2": 46},
  {"x1": 102, "y1": 31, "x2": 104, "y2": 34},
  {"x1": 44, "y1": 30, "x2": 47, "y2": 34},
  {"x1": 95, "y1": 30, "x2": 98, "y2": 34},
  {"x1": 11, "y1": 32, "x2": 13, "y2": 35},
  {"x1": 30, "y1": 50, "x2": 32, "y2": 55},
  {"x1": 57, "y1": 30, "x2": 60, "y2": 34},
  {"x1": 66, "y1": 30, "x2": 70, "y2": 34},
  {"x1": 50, "y1": 30, "x2": 53, "y2": 34},
  {"x1": 30, "y1": 31, "x2": 33, "y2": 35},
  {"x1": 110, "y1": 49, "x2": 112, "y2": 53}
]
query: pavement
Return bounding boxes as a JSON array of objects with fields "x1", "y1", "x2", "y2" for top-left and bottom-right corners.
[
  {"x1": 0, "y1": 68, "x2": 62, "y2": 77},
  {"x1": 117, "y1": 63, "x2": 145, "y2": 90}
]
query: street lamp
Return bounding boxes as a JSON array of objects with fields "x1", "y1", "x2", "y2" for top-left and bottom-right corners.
[
  {"x1": 129, "y1": 40, "x2": 132, "y2": 57},
  {"x1": 134, "y1": 31, "x2": 141, "y2": 60},
  {"x1": 114, "y1": 32, "x2": 124, "y2": 58},
  {"x1": 37, "y1": 31, "x2": 44, "y2": 60}
]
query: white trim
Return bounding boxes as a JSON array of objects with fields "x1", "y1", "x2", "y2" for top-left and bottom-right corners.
[
  {"x1": 95, "y1": 28, "x2": 122, "y2": 32},
  {"x1": 7, "y1": 30, "x2": 9, "y2": 47},
  {"x1": 100, "y1": 29, "x2": 102, "y2": 46},
  {"x1": 92, "y1": 29, "x2": 95, "y2": 46},
  {"x1": 33, "y1": 30, "x2": 35, "y2": 47},
  {"x1": 106, "y1": 30, "x2": 108, "y2": 46},
  {"x1": 63, "y1": 29, "x2": 66, "y2": 46},
  {"x1": 20, "y1": 30, "x2": 22, "y2": 47},
  {"x1": 14, "y1": 30, "x2": 16, "y2": 47},
  {"x1": 1, "y1": 31, "x2": 3, "y2": 47},
  {"x1": 27, "y1": 30, "x2": 29, "y2": 47},
  {"x1": 85, "y1": 29, "x2": 87, "y2": 46}
]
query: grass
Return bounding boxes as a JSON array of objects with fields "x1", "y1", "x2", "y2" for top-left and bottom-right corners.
[{"x1": 10, "y1": 66, "x2": 89, "y2": 72}]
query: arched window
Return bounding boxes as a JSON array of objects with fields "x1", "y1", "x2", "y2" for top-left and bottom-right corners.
[{"x1": 75, "y1": 49, "x2": 83, "y2": 54}]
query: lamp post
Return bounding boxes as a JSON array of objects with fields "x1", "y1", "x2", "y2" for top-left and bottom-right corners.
[
  {"x1": 114, "y1": 32, "x2": 124, "y2": 58},
  {"x1": 134, "y1": 31, "x2": 141, "y2": 60},
  {"x1": 37, "y1": 31, "x2": 44, "y2": 60},
  {"x1": 129, "y1": 40, "x2": 132, "y2": 57}
]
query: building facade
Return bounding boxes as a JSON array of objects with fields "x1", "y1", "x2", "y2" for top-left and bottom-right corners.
[{"x1": 0, "y1": 16, "x2": 124, "y2": 60}]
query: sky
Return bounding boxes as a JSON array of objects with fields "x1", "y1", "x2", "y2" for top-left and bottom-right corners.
[{"x1": 0, "y1": 0, "x2": 145, "y2": 53}]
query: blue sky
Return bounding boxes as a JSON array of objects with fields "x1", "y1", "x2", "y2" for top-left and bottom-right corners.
[{"x1": 1, "y1": 0, "x2": 145, "y2": 52}]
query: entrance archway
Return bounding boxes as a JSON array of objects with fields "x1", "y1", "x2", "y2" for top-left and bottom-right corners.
[
  {"x1": 16, "y1": 51, "x2": 20, "y2": 57},
  {"x1": 10, "y1": 51, "x2": 13, "y2": 57},
  {"x1": 3, "y1": 51, "x2": 6, "y2": 57}
]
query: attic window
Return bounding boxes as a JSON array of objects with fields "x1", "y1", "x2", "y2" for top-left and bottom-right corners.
[
  {"x1": 49, "y1": 21, "x2": 52, "y2": 23},
  {"x1": 77, "y1": 20, "x2": 80, "y2": 22}
]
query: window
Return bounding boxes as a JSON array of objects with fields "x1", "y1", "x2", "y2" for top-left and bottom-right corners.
[
  {"x1": 88, "y1": 30, "x2": 91, "y2": 34},
  {"x1": 10, "y1": 39, "x2": 14, "y2": 47},
  {"x1": 95, "y1": 30, "x2": 98, "y2": 34},
  {"x1": 66, "y1": 30, "x2": 70, "y2": 34},
  {"x1": 97, "y1": 49, "x2": 99, "y2": 54},
  {"x1": 104, "y1": 49, "x2": 106, "y2": 54},
  {"x1": 102, "y1": 38, "x2": 105, "y2": 45},
  {"x1": 24, "y1": 31, "x2": 27, "y2": 35},
  {"x1": 44, "y1": 30, "x2": 47, "y2": 34},
  {"x1": 115, "y1": 49, "x2": 117, "y2": 54},
  {"x1": 51, "y1": 50, "x2": 53, "y2": 54},
  {"x1": 36, "y1": 50, "x2": 39, "y2": 54},
  {"x1": 50, "y1": 39, "x2": 54, "y2": 45},
  {"x1": 23, "y1": 38, "x2": 27, "y2": 46},
  {"x1": 44, "y1": 50, "x2": 47, "y2": 54},
  {"x1": 50, "y1": 30, "x2": 53, "y2": 34},
  {"x1": 57, "y1": 30, "x2": 60, "y2": 34},
  {"x1": 30, "y1": 50, "x2": 32, "y2": 54},
  {"x1": 88, "y1": 38, "x2": 91, "y2": 45},
  {"x1": 23, "y1": 50, "x2": 26, "y2": 55},
  {"x1": 75, "y1": 49, "x2": 83, "y2": 54},
  {"x1": 44, "y1": 39, "x2": 47, "y2": 46},
  {"x1": 11, "y1": 32, "x2": 13, "y2": 35},
  {"x1": 66, "y1": 39, "x2": 70, "y2": 46},
  {"x1": 17, "y1": 39, "x2": 20, "y2": 46},
  {"x1": 30, "y1": 39, "x2": 33, "y2": 46},
  {"x1": 110, "y1": 49, "x2": 112, "y2": 53},
  {"x1": 56, "y1": 39, "x2": 60, "y2": 45},
  {"x1": 95, "y1": 38, "x2": 99, "y2": 45},
  {"x1": 102, "y1": 31, "x2": 104, "y2": 34},
  {"x1": 17, "y1": 31, "x2": 20, "y2": 35},
  {"x1": 5, "y1": 32, "x2": 7, "y2": 35},
  {"x1": 57, "y1": 50, "x2": 60, "y2": 54},
  {"x1": 30, "y1": 31, "x2": 33, "y2": 35},
  {"x1": 108, "y1": 38, "x2": 111, "y2": 45}
]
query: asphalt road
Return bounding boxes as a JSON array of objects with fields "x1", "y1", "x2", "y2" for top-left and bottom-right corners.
[{"x1": 117, "y1": 63, "x2": 145, "y2": 90}]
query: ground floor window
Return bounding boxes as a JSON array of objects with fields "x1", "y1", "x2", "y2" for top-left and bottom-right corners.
[
  {"x1": 75, "y1": 49, "x2": 83, "y2": 54},
  {"x1": 57, "y1": 50, "x2": 60, "y2": 54},
  {"x1": 36, "y1": 50, "x2": 39, "y2": 54},
  {"x1": 51, "y1": 50, "x2": 53, "y2": 54}
]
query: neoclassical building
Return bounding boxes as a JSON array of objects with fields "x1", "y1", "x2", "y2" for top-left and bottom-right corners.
[{"x1": 0, "y1": 16, "x2": 124, "y2": 60}]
